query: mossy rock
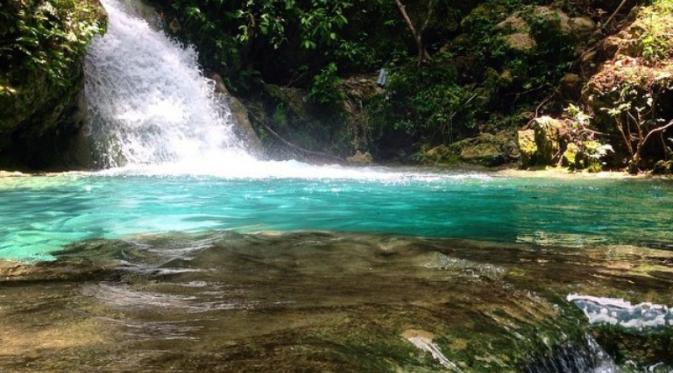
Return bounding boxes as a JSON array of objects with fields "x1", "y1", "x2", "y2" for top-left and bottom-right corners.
[
  {"x1": 517, "y1": 129, "x2": 537, "y2": 167},
  {"x1": 532, "y1": 116, "x2": 562, "y2": 165},
  {"x1": 423, "y1": 131, "x2": 517, "y2": 166}
]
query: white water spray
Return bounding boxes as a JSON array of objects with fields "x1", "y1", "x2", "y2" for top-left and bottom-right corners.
[{"x1": 85, "y1": 0, "x2": 250, "y2": 167}]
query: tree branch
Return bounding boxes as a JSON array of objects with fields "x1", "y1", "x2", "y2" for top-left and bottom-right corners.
[
  {"x1": 394, "y1": 0, "x2": 430, "y2": 65},
  {"x1": 642, "y1": 120, "x2": 673, "y2": 148}
]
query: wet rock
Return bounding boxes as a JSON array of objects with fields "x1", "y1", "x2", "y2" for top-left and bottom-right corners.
[
  {"x1": 169, "y1": 18, "x2": 181, "y2": 33},
  {"x1": 211, "y1": 73, "x2": 264, "y2": 156},
  {"x1": 2, "y1": 231, "x2": 673, "y2": 371},
  {"x1": 346, "y1": 150, "x2": 373, "y2": 165}
]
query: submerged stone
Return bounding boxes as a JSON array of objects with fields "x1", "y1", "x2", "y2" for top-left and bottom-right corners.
[{"x1": 1, "y1": 231, "x2": 672, "y2": 371}]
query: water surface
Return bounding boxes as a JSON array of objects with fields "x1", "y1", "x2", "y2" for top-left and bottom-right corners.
[{"x1": 1, "y1": 171, "x2": 671, "y2": 261}]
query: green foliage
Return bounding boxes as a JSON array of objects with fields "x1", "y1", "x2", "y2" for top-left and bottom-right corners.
[
  {"x1": 561, "y1": 104, "x2": 613, "y2": 171},
  {"x1": 0, "y1": 0, "x2": 106, "y2": 92},
  {"x1": 639, "y1": 0, "x2": 673, "y2": 63},
  {"x1": 369, "y1": 57, "x2": 476, "y2": 153},
  {"x1": 157, "y1": 0, "x2": 415, "y2": 92},
  {"x1": 308, "y1": 63, "x2": 344, "y2": 107}
]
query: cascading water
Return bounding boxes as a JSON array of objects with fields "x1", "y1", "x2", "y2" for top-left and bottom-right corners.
[
  {"x1": 82, "y1": 0, "x2": 477, "y2": 180},
  {"x1": 84, "y1": 0, "x2": 250, "y2": 168}
]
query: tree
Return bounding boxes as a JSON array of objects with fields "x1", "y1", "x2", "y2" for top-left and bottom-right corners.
[
  {"x1": 394, "y1": 0, "x2": 434, "y2": 65},
  {"x1": 605, "y1": 87, "x2": 673, "y2": 173}
]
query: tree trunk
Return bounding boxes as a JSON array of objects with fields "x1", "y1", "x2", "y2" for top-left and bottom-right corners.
[{"x1": 394, "y1": 0, "x2": 430, "y2": 65}]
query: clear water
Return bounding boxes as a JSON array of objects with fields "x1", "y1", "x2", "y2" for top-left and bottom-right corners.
[{"x1": 1, "y1": 172, "x2": 671, "y2": 261}]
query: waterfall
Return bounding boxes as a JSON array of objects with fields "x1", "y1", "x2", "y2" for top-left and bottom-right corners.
[
  {"x1": 79, "y1": 0, "x2": 472, "y2": 181},
  {"x1": 84, "y1": 0, "x2": 249, "y2": 168}
]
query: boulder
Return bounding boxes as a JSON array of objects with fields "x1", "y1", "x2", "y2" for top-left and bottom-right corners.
[
  {"x1": 423, "y1": 131, "x2": 518, "y2": 166},
  {"x1": 496, "y1": 15, "x2": 530, "y2": 34},
  {"x1": 459, "y1": 142, "x2": 503, "y2": 165},
  {"x1": 517, "y1": 129, "x2": 537, "y2": 167},
  {"x1": 346, "y1": 151, "x2": 373, "y2": 165},
  {"x1": 423, "y1": 145, "x2": 454, "y2": 164},
  {"x1": 496, "y1": 6, "x2": 595, "y2": 55},
  {"x1": 532, "y1": 116, "x2": 563, "y2": 164},
  {"x1": 504, "y1": 33, "x2": 537, "y2": 52},
  {"x1": 569, "y1": 16, "x2": 596, "y2": 36}
]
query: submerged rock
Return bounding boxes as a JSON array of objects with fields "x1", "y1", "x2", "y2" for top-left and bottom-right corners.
[{"x1": 2, "y1": 231, "x2": 672, "y2": 371}]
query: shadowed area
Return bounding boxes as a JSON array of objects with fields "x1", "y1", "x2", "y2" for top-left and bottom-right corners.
[{"x1": 1, "y1": 231, "x2": 672, "y2": 371}]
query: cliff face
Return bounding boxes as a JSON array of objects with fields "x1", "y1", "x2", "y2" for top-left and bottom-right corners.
[{"x1": 0, "y1": 0, "x2": 107, "y2": 170}]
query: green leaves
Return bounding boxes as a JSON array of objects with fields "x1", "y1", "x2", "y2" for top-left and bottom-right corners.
[
  {"x1": 308, "y1": 62, "x2": 344, "y2": 107},
  {"x1": 1, "y1": 0, "x2": 105, "y2": 91}
]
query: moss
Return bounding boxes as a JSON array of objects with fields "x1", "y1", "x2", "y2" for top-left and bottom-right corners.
[
  {"x1": 0, "y1": 0, "x2": 106, "y2": 168},
  {"x1": 517, "y1": 129, "x2": 537, "y2": 167},
  {"x1": 593, "y1": 325, "x2": 673, "y2": 368}
]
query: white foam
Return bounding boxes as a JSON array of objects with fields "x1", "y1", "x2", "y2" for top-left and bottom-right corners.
[
  {"x1": 567, "y1": 294, "x2": 673, "y2": 330},
  {"x1": 85, "y1": 0, "x2": 246, "y2": 167}
]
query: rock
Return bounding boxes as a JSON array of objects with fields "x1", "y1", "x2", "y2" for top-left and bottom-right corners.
[
  {"x1": 559, "y1": 73, "x2": 582, "y2": 101},
  {"x1": 459, "y1": 142, "x2": 503, "y2": 165},
  {"x1": 652, "y1": 160, "x2": 673, "y2": 175},
  {"x1": 569, "y1": 16, "x2": 596, "y2": 35},
  {"x1": 211, "y1": 74, "x2": 264, "y2": 156},
  {"x1": 504, "y1": 33, "x2": 537, "y2": 52},
  {"x1": 500, "y1": 69, "x2": 514, "y2": 85},
  {"x1": 532, "y1": 6, "x2": 571, "y2": 34},
  {"x1": 423, "y1": 145, "x2": 454, "y2": 163},
  {"x1": 496, "y1": 6, "x2": 593, "y2": 55},
  {"x1": 533, "y1": 116, "x2": 563, "y2": 164},
  {"x1": 517, "y1": 129, "x2": 537, "y2": 167},
  {"x1": 346, "y1": 150, "x2": 373, "y2": 165},
  {"x1": 423, "y1": 131, "x2": 518, "y2": 166},
  {"x1": 496, "y1": 15, "x2": 530, "y2": 33}
]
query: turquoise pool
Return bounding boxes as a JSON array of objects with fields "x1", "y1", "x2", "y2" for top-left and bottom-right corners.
[{"x1": 1, "y1": 171, "x2": 672, "y2": 261}]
